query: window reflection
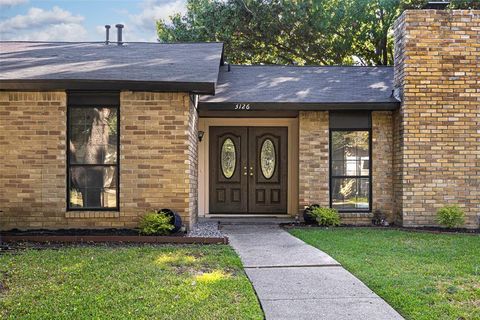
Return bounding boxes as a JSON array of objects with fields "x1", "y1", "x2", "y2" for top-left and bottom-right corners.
[
  {"x1": 68, "y1": 107, "x2": 118, "y2": 209},
  {"x1": 331, "y1": 131, "x2": 370, "y2": 211}
]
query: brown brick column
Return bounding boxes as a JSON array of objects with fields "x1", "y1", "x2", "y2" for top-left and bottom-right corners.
[
  {"x1": 121, "y1": 91, "x2": 198, "y2": 229},
  {"x1": 298, "y1": 111, "x2": 329, "y2": 212},
  {"x1": 186, "y1": 96, "x2": 199, "y2": 227},
  {"x1": 0, "y1": 91, "x2": 67, "y2": 230},
  {"x1": 393, "y1": 10, "x2": 480, "y2": 228},
  {"x1": 372, "y1": 111, "x2": 395, "y2": 222}
]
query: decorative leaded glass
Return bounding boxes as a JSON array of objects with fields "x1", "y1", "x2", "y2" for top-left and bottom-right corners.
[
  {"x1": 221, "y1": 138, "x2": 236, "y2": 179},
  {"x1": 260, "y1": 139, "x2": 275, "y2": 179}
]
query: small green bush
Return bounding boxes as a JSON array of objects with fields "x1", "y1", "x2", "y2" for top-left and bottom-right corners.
[
  {"x1": 308, "y1": 207, "x2": 341, "y2": 227},
  {"x1": 437, "y1": 205, "x2": 465, "y2": 228},
  {"x1": 139, "y1": 210, "x2": 174, "y2": 235}
]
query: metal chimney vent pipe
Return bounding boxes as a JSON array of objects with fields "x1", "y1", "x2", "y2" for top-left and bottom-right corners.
[
  {"x1": 115, "y1": 24, "x2": 124, "y2": 45},
  {"x1": 105, "y1": 25, "x2": 111, "y2": 45}
]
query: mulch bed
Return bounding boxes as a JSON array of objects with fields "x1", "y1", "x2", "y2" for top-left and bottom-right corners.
[
  {"x1": 0, "y1": 228, "x2": 228, "y2": 250},
  {"x1": 281, "y1": 223, "x2": 480, "y2": 235},
  {"x1": 4, "y1": 228, "x2": 149, "y2": 236},
  {"x1": 0, "y1": 240, "x2": 228, "y2": 253}
]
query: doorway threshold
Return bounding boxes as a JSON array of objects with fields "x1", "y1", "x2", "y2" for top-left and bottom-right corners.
[{"x1": 201, "y1": 214, "x2": 296, "y2": 225}]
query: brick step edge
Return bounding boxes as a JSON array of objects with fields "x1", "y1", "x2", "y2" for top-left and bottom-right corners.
[{"x1": 1, "y1": 235, "x2": 229, "y2": 244}]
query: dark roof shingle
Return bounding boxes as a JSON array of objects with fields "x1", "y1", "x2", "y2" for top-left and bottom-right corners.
[
  {"x1": 200, "y1": 65, "x2": 398, "y2": 106},
  {"x1": 0, "y1": 41, "x2": 224, "y2": 93}
]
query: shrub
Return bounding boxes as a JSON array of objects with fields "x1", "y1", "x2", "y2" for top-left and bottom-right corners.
[
  {"x1": 437, "y1": 205, "x2": 465, "y2": 228},
  {"x1": 139, "y1": 210, "x2": 174, "y2": 235},
  {"x1": 308, "y1": 207, "x2": 341, "y2": 227}
]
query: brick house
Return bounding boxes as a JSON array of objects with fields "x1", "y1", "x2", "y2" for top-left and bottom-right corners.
[{"x1": 1, "y1": 9, "x2": 479, "y2": 230}]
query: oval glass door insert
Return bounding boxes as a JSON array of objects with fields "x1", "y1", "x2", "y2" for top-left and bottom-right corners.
[
  {"x1": 221, "y1": 138, "x2": 236, "y2": 179},
  {"x1": 260, "y1": 139, "x2": 276, "y2": 179}
]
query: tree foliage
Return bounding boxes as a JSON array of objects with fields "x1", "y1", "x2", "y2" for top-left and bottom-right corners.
[{"x1": 157, "y1": 0, "x2": 479, "y2": 66}]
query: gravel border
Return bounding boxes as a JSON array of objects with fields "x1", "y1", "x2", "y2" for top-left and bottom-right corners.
[{"x1": 187, "y1": 221, "x2": 224, "y2": 238}]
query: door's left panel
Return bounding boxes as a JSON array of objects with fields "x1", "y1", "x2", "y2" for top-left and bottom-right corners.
[{"x1": 209, "y1": 127, "x2": 248, "y2": 213}]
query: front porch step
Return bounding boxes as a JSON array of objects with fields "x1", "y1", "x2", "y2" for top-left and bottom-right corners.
[{"x1": 200, "y1": 215, "x2": 296, "y2": 225}]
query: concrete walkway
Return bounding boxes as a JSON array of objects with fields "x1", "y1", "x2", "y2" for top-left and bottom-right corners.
[{"x1": 222, "y1": 225, "x2": 404, "y2": 320}]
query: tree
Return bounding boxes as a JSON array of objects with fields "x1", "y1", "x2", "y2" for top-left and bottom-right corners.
[{"x1": 157, "y1": 0, "x2": 479, "y2": 66}]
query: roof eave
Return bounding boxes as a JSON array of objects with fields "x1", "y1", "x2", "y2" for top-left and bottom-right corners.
[
  {"x1": 198, "y1": 101, "x2": 400, "y2": 111},
  {"x1": 0, "y1": 79, "x2": 216, "y2": 95}
]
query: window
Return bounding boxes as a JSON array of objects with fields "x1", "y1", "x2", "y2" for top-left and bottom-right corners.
[
  {"x1": 329, "y1": 112, "x2": 371, "y2": 211},
  {"x1": 67, "y1": 92, "x2": 119, "y2": 210}
]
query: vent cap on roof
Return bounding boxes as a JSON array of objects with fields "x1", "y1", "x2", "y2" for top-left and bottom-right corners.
[
  {"x1": 115, "y1": 24, "x2": 124, "y2": 45},
  {"x1": 104, "y1": 25, "x2": 111, "y2": 45}
]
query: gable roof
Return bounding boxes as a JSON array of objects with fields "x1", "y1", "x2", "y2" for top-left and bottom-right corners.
[
  {"x1": 199, "y1": 65, "x2": 399, "y2": 110},
  {"x1": 0, "y1": 41, "x2": 224, "y2": 94}
]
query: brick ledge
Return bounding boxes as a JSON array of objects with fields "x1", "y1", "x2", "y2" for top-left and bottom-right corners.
[
  {"x1": 339, "y1": 212, "x2": 373, "y2": 218},
  {"x1": 65, "y1": 211, "x2": 120, "y2": 219}
]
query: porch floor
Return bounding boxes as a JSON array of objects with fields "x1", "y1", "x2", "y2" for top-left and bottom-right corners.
[{"x1": 200, "y1": 215, "x2": 296, "y2": 225}]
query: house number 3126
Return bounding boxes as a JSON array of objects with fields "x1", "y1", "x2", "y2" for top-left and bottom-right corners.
[{"x1": 234, "y1": 103, "x2": 250, "y2": 110}]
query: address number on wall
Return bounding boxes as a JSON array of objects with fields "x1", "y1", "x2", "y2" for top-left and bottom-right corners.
[{"x1": 234, "y1": 103, "x2": 251, "y2": 110}]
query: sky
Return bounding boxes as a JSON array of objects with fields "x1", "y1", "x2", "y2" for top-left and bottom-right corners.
[{"x1": 0, "y1": 0, "x2": 187, "y2": 42}]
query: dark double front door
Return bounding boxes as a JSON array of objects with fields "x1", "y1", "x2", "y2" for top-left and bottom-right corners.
[{"x1": 209, "y1": 126, "x2": 287, "y2": 214}]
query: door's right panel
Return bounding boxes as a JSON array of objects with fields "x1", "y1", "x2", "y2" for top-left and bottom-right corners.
[{"x1": 248, "y1": 127, "x2": 288, "y2": 213}]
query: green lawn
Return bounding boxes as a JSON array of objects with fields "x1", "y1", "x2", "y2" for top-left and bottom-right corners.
[
  {"x1": 0, "y1": 245, "x2": 263, "y2": 320},
  {"x1": 289, "y1": 228, "x2": 480, "y2": 320}
]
